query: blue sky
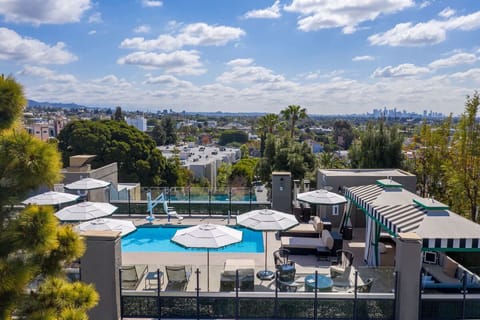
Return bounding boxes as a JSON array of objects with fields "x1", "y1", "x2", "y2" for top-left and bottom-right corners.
[{"x1": 1, "y1": 0, "x2": 479, "y2": 115}]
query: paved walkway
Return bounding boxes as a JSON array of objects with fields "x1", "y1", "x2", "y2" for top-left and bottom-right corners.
[{"x1": 119, "y1": 215, "x2": 396, "y2": 292}]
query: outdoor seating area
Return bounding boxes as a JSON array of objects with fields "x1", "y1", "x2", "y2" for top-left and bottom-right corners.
[
  {"x1": 421, "y1": 252, "x2": 480, "y2": 291},
  {"x1": 119, "y1": 225, "x2": 396, "y2": 294}
]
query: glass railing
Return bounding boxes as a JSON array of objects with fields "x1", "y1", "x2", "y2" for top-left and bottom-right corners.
[{"x1": 111, "y1": 186, "x2": 270, "y2": 216}]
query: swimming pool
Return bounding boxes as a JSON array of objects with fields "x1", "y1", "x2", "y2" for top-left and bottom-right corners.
[
  {"x1": 122, "y1": 226, "x2": 264, "y2": 253},
  {"x1": 169, "y1": 194, "x2": 257, "y2": 201}
]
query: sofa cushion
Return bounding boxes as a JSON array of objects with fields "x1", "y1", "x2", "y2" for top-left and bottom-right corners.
[
  {"x1": 443, "y1": 256, "x2": 458, "y2": 278},
  {"x1": 321, "y1": 230, "x2": 333, "y2": 249}
]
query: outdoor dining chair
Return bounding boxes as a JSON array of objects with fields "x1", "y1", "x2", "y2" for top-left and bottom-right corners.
[{"x1": 273, "y1": 248, "x2": 295, "y2": 270}]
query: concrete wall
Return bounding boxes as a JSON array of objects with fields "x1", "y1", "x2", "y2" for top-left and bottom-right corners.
[
  {"x1": 81, "y1": 231, "x2": 122, "y2": 320},
  {"x1": 271, "y1": 172, "x2": 292, "y2": 213},
  {"x1": 394, "y1": 232, "x2": 422, "y2": 320}
]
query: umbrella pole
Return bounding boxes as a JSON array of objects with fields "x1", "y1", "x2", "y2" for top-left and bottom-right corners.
[
  {"x1": 207, "y1": 249, "x2": 210, "y2": 292},
  {"x1": 264, "y1": 232, "x2": 268, "y2": 272}
]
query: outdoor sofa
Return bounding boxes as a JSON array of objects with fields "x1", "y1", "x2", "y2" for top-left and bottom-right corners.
[
  {"x1": 422, "y1": 252, "x2": 480, "y2": 291},
  {"x1": 278, "y1": 216, "x2": 326, "y2": 238},
  {"x1": 280, "y1": 229, "x2": 334, "y2": 255}
]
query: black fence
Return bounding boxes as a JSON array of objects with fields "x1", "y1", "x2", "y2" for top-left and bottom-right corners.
[
  {"x1": 120, "y1": 269, "x2": 397, "y2": 320},
  {"x1": 420, "y1": 296, "x2": 480, "y2": 320}
]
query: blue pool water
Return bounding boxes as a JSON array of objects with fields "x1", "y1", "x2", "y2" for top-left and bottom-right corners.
[
  {"x1": 122, "y1": 226, "x2": 264, "y2": 253},
  {"x1": 170, "y1": 194, "x2": 257, "y2": 201}
]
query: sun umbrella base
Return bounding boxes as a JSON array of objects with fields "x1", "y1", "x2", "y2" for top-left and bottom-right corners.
[{"x1": 256, "y1": 270, "x2": 275, "y2": 280}]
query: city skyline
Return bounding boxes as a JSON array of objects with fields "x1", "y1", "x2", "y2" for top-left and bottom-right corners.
[{"x1": 1, "y1": 0, "x2": 480, "y2": 115}]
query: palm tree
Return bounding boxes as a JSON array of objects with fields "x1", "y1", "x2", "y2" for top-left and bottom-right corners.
[
  {"x1": 280, "y1": 105, "x2": 307, "y2": 139},
  {"x1": 257, "y1": 114, "x2": 279, "y2": 156}
]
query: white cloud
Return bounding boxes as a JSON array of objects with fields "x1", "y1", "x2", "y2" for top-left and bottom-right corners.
[
  {"x1": 141, "y1": 0, "x2": 162, "y2": 8},
  {"x1": 143, "y1": 74, "x2": 193, "y2": 88},
  {"x1": 244, "y1": 1, "x2": 281, "y2": 19},
  {"x1": 120, "y1": 23, "x2": 245, "y2": 51},
  {"x1": 134, "y1": 24, "x2": 151, "y2": 34},
  {"x1": 18, "y1": 65, "x2": 77, "y2": 82},
  {"x1": 429, "y1": 53, "x2": 478, "y2": 69},
  {"x1": 369, "y1": 11, "x2": 480, "y2": 46},
  {"x1": 88, "y1": 30, "x2": 96, "y2": 35},
  {"x1": 283, "y1": 0, "x2": 413, "y2": 33},
  {"x1": 305, "y1": 72, "x2": 319, "y2": 80},
  {"x1": 22, "y1": 64, "x2": 479, "y2": 116},
  {"x1": 92, "y1": 75, "x2": 132, "y2": 88},
  {"x1": 0, "y1": 0, "x2": 91, "y2": 25},
  {"x1": 166, "y1": 20, "x2": 182, "y2": 31},
  {"x1": 226, "y1": 58, "x2": 254, "y2": 67},
  {"x1": 419, "y1": 1, "x2": 431, "y2": 9},
  {"x1": 117, "y1": 50, "x2": 206, "y2": 75},
  {"x1": 439, "y1": 7, "x2": 455, "y2": 19},
  {"x1": 88, "y1": 12, "x2": 102, "y2": 23},
  {"x1": 217, "y1": 59, "x2": 297, "y2": 90},
  {"x1": 0, "y1": 28, "x2": 77, "y2": 64},
  {"x1": 372, "y1": 63, "x2": 430, "y2": 78},
  {"x1": 352, "y1": 55, "x2": 375, "y2": 61},
  {"x1": 450, "y1": 68, "x2": 480, "y2": 82}
]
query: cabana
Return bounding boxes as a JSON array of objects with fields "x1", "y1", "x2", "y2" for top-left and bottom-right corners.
[{"x1": 343, "y1": 179, "x2": 480, "y2": 267}]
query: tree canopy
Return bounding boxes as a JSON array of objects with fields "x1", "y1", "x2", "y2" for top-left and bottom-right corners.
[
  {"x1": 280, "y1": 105, "x2": 307, "y2": 139},
  {"x1": 0, "y1": 76, "x2": 98, "y2": 319},
  {"x1": 349, "y1": 121, "x2": 403, "y2": 169},
  {"x1": 256, "y1": 135, "x2": 315, "y2": 182},
  {"x1": 57, "y1": 119, "x2": 179, "y2": 186},
  {"x1": 218, "y1": 130, "x2": 248, "y2": 146}
]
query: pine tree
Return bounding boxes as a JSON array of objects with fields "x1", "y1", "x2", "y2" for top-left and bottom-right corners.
[{"x1": 0, "y1": 76, "x2": 98, "y2": 319}]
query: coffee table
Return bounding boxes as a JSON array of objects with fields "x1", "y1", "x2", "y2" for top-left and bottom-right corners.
[{"x1": 304, "y1": 274, "x2": 333, "y2": 292}]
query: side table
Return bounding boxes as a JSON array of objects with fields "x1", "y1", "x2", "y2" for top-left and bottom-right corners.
[{"x1": 145, "y1": 270, "x2": 164, "y2": 289}]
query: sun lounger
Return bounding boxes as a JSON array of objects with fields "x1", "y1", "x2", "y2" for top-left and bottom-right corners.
[
  {"x1": 121, "y1": 264, "x2": 148, "y2": 290},
  {"x1": 220, "y1": 259, "x2": 255, "y2": 291},
  {"x1": 165, "y1": 265, "x2": 192, "y2": 291}
]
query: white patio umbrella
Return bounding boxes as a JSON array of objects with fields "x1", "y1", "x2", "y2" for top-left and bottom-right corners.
[
  {"x1": 22, "y1": 191, "x2": 79, "y2": 206},
  {"x1": 55, "y1": 201, "x2": 117, "y2": 221},
  {"x1": 171, "y1": 223, "x2": 242, "y2": 291},
  {"x1": 74, "y1": 218, "x2": 136, "y2": 236},
  {"x1": 64, "y1": 178, "x2": 111, "y2": 191},
  {"x1": 236, "y1": 209, "x2": 298, "y2": 280},
  {"x1": 296, "y1": 189, "x2": 347, "y2": 205}
]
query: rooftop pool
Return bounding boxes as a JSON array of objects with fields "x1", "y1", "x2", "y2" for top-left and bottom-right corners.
[{"x1": 122, "y1": 226, "x2": 264, "y2": 253}]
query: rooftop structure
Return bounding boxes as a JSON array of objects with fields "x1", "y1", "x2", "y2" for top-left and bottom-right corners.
[{"x1": 318, "y1": 168, "x2": 417, "y2": 193}]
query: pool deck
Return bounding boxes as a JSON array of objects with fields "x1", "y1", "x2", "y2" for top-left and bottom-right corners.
[{"x1": 119, "y1": 215, "x2": 395, "y2": 292}]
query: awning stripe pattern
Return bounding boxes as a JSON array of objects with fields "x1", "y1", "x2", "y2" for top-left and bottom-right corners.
[
  {"x1": 422, "y1": 238, "x2": 480, "y2": 249},
  {"x1": 345, "y1": 184, "x2": 480, "y2": 250}
]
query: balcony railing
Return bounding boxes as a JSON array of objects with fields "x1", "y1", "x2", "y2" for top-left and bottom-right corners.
[
  {"x1": 111, "y1": 186, "x2": 271, "y2": 216},
  {"x1": 120, "y1": 267, "x2": 397, "y2": 320}
]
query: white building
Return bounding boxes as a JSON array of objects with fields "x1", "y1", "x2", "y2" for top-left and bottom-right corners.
[
  {"x1": 126, "y1": 116, "x2": 147, "y2": 132},
  {"x1": 158, "y1": 145, "x2": 241, "y2": 189}
]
